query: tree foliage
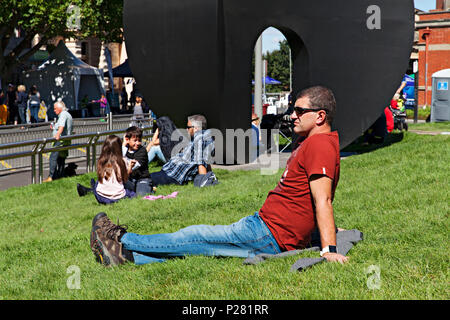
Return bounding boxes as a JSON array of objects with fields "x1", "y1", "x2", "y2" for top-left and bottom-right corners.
[
  {"x1": 264, "y1": 39, "x2": 291, "y2": 92},
  {"x1": 0, "y1": 0, "x2": 123, "y2": 83}
]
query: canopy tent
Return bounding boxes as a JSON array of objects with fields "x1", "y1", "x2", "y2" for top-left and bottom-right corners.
[
  {"x1": 23, "y1": 40, "x2": 106, "y2": 115},
  {"x1": 104, "y1": 59, "x2": 133, "y2": 78},
  {"x1": 252, "y1": 76, "x2": 281, "y2": 85}
]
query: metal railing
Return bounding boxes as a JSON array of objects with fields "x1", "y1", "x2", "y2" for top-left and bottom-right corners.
[
  {"x1": 0, "y1": 112, "x2": 151, "y2": 134},
  {"x1": 0, "y1": 113, "x2": 153, "y2": 171},
  {"x1": 0, "y1": 118, "x2": 153, "y2": 184}
]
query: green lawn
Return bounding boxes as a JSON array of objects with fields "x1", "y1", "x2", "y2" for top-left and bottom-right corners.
[
  {"x1": 0, "y1": 130, "x2": 448, "y2": 300},
  {"x1": 406, "y1": 106, "x2": 431, "y2": 120},
  {"x1": 408, "y1": 121, "x2": 450, "y2": 132}
]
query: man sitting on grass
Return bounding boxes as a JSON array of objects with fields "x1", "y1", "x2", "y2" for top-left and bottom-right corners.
[
  {"x1": 90, "y1": 86, "x2": 349, "y2": 266},
  {"x1": 148, "y1": 114, "x2": 215, "y2": 186}
]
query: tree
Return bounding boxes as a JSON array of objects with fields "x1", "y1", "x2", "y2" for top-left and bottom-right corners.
[
  {"x1": 264, "y1": 39, "x2": 291, "y2": 92},
  {"x1": 0, "y1": 0, "x2": 123, "y2": 84}
]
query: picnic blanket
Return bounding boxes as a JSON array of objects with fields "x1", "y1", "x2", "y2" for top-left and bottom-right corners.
[
  {"x1": 243, "y1": 229, "x2": 363, "y2": 271},
  {"x1": 143, "y1": 191, "x2": 178, "y2": 201}
]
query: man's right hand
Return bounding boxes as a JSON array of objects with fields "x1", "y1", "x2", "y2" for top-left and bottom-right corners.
[{"x1": 323, "y1": 252, "x2": 349, "y2": 264}]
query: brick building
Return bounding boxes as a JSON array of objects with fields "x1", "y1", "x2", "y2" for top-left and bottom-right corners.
[{"x1": 415, "y1": 0, "x2": 450, "y2": 106}]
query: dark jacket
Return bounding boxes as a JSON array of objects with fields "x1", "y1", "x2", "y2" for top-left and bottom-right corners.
[
  {"x1": 126, "y1": 145, "x2": 150, "y2": 180},
  {"x1": 16, "y1": 92, "x2": 28, "y2": 108},
  {"x1": 156, "y1": 116, "x2": 183, "y2": 161}
]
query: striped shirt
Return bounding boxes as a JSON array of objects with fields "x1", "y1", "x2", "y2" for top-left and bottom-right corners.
[{"x1": 162, "y1": 129, "x2": 215, "y2": 184}]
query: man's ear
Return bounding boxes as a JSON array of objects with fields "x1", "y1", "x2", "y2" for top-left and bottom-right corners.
[{"x1": 316, "y1": 110, "x2": 328, "y2": 126}]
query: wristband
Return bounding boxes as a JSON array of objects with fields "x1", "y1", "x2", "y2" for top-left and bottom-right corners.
[{"x1": 320, "y1": 245, "x2": 337, "y2": 257}]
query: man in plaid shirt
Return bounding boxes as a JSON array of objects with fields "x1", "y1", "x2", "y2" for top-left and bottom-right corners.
[{"x1": 149, "y1": 114, "x2": 215, "y2": 185}]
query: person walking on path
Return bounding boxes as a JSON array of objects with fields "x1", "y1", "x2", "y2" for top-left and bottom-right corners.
[{"x1": 90, "y1": 86, "x2": 348, "y2": 266}]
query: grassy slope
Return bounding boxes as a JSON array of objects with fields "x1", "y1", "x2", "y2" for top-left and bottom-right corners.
[{"x1": 0, "y1": 131, "x2": 448, "y2": 300}]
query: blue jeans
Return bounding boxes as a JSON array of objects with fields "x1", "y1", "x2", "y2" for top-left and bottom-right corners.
[
  {"x1": 49, "y1": 141, "x2": 66, "y2": 179},
  {"x1": 30, "y1": 104, "x2": 39, "y2": 123},
  {"x1": 121, "y1": 212, "x2": 281, "y2": 265},
  {"x1": 18, "y1": 107, "x2": 27, "y2": 124},
  {"x1": 147, "y1": 145, "x2": 166, "y2": 163},
  {"x1": 150, "y1": 170, "x2": 179, "y2": 186}
]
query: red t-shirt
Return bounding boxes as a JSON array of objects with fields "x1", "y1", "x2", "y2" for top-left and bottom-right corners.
[{"x1": 259, "y1": 131, "x2": 340, "y2": 251}]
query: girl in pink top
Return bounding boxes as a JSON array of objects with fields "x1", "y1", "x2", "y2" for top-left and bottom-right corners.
[{"x1": 77, "y1": 135, "x2": 136, "y2": 203}]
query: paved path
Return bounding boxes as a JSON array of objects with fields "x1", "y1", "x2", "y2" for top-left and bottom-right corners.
[
  {"x1": 0, "y1": 159, "x2": 88, "y2": 191},
  {"x1": 408, "y1": 130, "x2": 450, "y2": 135}
]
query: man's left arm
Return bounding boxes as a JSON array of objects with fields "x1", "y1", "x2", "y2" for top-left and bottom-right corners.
[
  {"x1": 309, "y1": 175, "x2": 349, "y2": 264},
  {"x1": 194, "y1": 132, "x2": 214, "y2": 174}
]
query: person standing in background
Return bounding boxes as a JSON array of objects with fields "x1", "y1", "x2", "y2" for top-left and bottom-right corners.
[
  {"x1": 6, "y1": 84, "x2": 18, "y2": 125},
  {"x1": 28, "y1": 85, "x2": 41, "y2": 123},
  {"x1": 44, "y1": 101, "x2": 73, "y2": 182},
  {"x1": 16, "y1": 85, "x2": 28, "y2": 126},
  {"x1": 120, "y1": 87, "x2": 128, "y2": 111},
  {"x1": 92, "y1": 94, "x2": 108, "y2": 117}
]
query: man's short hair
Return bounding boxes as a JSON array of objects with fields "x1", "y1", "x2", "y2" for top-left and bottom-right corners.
[
  {"x1": 296, "y1": 86, "x2": 336, "y2": 125},
  {"x1": 125, "y1": 126, "x2": 143, "y2": 140},
  {"x1": 188, "y1": 114, "x2": 207, "y2": 129}
]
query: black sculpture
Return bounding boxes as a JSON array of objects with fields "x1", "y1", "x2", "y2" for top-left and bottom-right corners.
[{"x1": 123, "y1": 0, "x2": 414, "y2": 161}]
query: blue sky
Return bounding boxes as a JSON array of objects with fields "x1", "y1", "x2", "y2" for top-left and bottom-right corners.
[{"x1": 262, "y1": 0, "x2": 437, "y2": 53}]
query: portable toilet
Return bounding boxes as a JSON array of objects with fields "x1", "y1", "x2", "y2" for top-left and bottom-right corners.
[{"x1": 431, "y1": 69, "x2": 450, "y2": 122}]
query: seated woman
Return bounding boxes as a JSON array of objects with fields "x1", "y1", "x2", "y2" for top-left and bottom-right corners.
[
  {"x1": 146, "y1": 116, "x2": 183, "y2": 165},
  {"x1": 77, "y1": 135, "x2": 136, "y2": 204},
  {"x1": 146, "y1": 127, "x2": 167, "y2": 164}
]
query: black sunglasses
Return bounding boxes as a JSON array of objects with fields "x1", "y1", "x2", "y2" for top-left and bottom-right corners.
[
  {"x1": 293, "y1": 106, "x2": 328, "y2": 116},
  {"x1": 186, "y1": 125, "x2": 194, "y2": 129}
]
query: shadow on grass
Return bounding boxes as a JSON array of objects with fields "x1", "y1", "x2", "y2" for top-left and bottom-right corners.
[{"x1": 342, "y1": 132, "x2": 404, "y2": 155}]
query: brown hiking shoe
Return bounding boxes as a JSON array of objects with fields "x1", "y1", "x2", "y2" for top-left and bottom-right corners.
[{"x1": 90, "y1": 212, "x2": 130, "y2": 266}]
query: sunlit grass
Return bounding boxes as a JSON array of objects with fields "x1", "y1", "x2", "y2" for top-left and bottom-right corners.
[{"x1": 0, "y1": 130, "x2": 448, "y2": 300}]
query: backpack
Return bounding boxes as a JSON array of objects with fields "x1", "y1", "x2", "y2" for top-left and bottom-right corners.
[
  {"x1": 156, "y1": 116, "x2": 183, "y2": 161},
  {"x1": 194, "y1": 171, "x2": 219, "y2": 188}
]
